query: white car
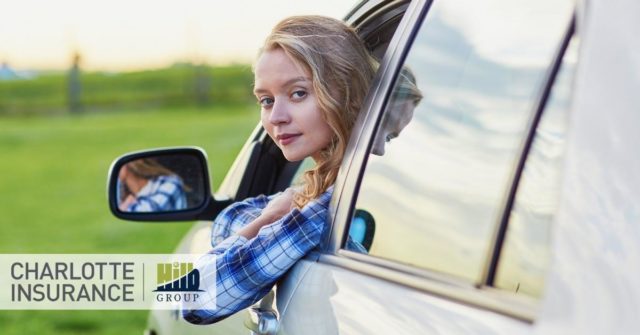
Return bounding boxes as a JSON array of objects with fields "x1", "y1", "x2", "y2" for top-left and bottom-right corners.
[{"x1": 107, "y1": 0, "x2": 640, "y2": 334}]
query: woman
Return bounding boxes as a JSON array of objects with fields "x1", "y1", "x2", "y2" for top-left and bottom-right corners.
[
  {"x1": 183, "y1": 15, "x2": 377, "y2": 324},
  {"x1": 370, "y1": 67, "x2": 423, "y2": 156},
  {"x1": 118, "y1": 158, "x2": 188, "y2": 212}
]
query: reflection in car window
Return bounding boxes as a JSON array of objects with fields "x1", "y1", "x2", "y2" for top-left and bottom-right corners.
[
  {"x1": 494, "y1": 36, "x2": 579, "y2": 298},
  {"x1": 346, "y1": 0, "x2": 574, "y2": 282}
]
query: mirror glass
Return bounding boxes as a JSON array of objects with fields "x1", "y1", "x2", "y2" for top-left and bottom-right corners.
[{"x1": 116, "y1": 154, "x2": 205, "y2": 213}]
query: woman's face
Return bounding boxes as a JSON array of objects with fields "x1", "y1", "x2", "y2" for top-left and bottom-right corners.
[
  {"x1": 371, "y1": 99, "x2": 415, "y2": 156},
  {"x1": 254, "y1": 48, "x2": 333, "y2": 162}
]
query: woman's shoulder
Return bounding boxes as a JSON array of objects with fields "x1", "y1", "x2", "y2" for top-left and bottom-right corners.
[
  {"x1": 152, "y1": 174, "x2": 183, "y2": 190},
  {"x1": 297, "y1": 185, "x2": 334, "y2": 213}
]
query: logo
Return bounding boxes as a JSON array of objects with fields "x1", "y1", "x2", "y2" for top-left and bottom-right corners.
[
  {"x1": 155, "y1": 262, "x2": 201, "y2": 292},
  {"x1": 153, "y1": 262, "x2": 202, "y2": 303},
  {"x1": 0, "y1": 254, "x2": 214, "y2": 310}
]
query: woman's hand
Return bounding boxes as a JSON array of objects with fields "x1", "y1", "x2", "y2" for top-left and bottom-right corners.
[
  {"x1": 261, "y1": 188, "x2": 296, "y2": 222},
  {"x1": 237, "y1": 188, "x2": 297, "y2": 240},
  {"x1": 119, "y1": 194, "x2": 137, "y2": 211}
]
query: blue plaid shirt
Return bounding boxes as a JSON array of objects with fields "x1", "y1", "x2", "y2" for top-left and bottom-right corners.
[
  {"x1": 126, "y1": 175, "x2": 187, "y2": 212},
  {"x1": 182, "y1": 186, "x2": 363, "y2": 324}
]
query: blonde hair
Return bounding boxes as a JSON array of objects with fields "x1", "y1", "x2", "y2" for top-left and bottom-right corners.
[
  {"x1": 125, "y1": 158, "x2": 191, "y2": 193},
  {"x1": 126, "y1": 158, "x2": 176, "y2": 179},
  {"x1": 259, "y1": 15, "x2": 377, "y2": 208}
]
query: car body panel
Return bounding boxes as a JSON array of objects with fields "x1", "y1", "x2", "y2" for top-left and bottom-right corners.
[
  {"x1": 278, "y1": 259, "x2": 530, "y2": 335},
  {"x1": 534, "y1": 0, "x2": 640, "y2": 334}
]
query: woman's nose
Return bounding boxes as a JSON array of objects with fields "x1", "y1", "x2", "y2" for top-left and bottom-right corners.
[
  {"x1": 371, "y1": 136, "x2": 385, "y2": 156},
  {"x1": 269, "y1": 99, "x2": 291, "y2": 124}
]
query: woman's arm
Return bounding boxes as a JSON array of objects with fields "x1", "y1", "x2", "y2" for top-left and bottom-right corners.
[
  {"x1": 236, "y1": 188, "x2": 295, "y2": 240},
  {"x1": 210, "y1": 193, "x2": 274, "y2": 245},
  {"x1": 123, "y1": 177, "x2": 184, "y2": 212},
  {"x1": 182, "y1": 189, "x2": 332, "y2": 324}
]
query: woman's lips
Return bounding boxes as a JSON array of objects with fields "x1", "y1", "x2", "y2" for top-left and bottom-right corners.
[{"x1": 277, "y1": 133, "x2": 301, "y2": 146}]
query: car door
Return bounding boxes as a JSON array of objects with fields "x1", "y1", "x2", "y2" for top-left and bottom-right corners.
[{"x1": 272, "y1": 0, "x2": 577, "y2": 333}]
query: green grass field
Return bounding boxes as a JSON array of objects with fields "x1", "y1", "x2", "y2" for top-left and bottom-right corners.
[
  {"x1": 0, "y1": 104, "x2": 259, "y2": 334},
  {"x1": 0, "y1": 64, "x2": 255, "y2": 116}
]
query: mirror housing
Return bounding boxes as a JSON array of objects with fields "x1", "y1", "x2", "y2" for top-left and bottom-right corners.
[{"x1": 107, "y1": 147, "x2": 231, "y2": 222}]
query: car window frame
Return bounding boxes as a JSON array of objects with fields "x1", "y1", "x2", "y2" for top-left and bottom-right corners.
[
  {"x1": 480, "y1": 15, "x2": 576, "y2": 289},
  {"x1": 315, "y1": 0, "x2": 577, "y2": 322},
  {"x1": 322, "y1": 0, "x2": 429, "y2": 254}
]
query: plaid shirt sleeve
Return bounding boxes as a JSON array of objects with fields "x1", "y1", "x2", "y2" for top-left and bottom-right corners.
[
  {"x1": 209, "y1": 193, "x2": 273, "y2": 245},
  {"x1": 182, "y1": 188, "x2": 332, "y2": 325},
  {"x1": 127, "y1": 175, "x2": 186, "y2": 212}
]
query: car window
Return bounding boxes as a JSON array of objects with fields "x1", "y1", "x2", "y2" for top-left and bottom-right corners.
[
  {"x1": 493, "y1": 36, "x2": 579, "y2": 298},
  {"x1": 345, "y1": 0, "x2": 574, "y2": 283}
]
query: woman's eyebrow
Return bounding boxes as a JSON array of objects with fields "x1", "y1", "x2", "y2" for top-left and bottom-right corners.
[
  {"x1": 283, "y1": 76, "x2": 310, "y2": 87},
  {"x1": 253, "y1": 76, "x2": 310, "y2": 95}
]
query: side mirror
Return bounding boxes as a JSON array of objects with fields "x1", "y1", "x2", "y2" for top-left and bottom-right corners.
[{"x1": 107, "y1": 147, "x2": 230, "y2": 222}]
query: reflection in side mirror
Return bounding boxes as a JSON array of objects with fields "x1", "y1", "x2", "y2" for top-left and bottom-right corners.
[
  {"x1": 117, "y1": 156, "x2": 201, "y2": 213},
  {"x1": 108, "y1": 147, "x2": 227, "y2": 222}
]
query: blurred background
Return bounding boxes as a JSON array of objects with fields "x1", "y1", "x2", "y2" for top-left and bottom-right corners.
[{"x1": 0, "y1": 1, "x2": 352, "y2": 333}]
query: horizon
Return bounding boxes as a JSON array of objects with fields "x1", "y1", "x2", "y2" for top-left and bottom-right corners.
[
  {"x1": 0, "y1": 0, "x2": 353, "y2": 72},
  {"x1": 0, "y1": 59, "x2": 252, "y2": 74}
]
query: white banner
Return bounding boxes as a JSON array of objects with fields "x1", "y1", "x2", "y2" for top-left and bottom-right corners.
[{"x1": 0, "y1": 254, "x2": 216, "y2": 310}]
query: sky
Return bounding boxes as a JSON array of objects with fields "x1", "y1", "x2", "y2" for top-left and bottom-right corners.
[{"x1": 0, "y1": 0, "x2": 354, "y2": 71}]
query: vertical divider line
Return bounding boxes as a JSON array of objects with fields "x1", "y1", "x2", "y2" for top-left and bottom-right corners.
[{"x1": 143, "y1": 263, "x2": 145, "y2": 302}]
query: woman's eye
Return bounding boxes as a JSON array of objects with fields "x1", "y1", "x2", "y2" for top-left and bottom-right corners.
[
  {"x1": 291, "y1": 90, "x2": 307, "y2": 100},
  {"x1": 259, "y1": 97, "x2": 274, "y2": 107}
]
